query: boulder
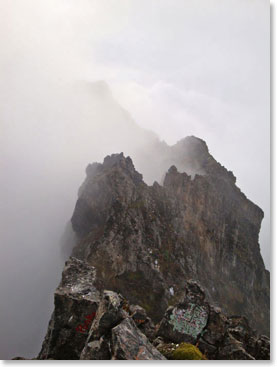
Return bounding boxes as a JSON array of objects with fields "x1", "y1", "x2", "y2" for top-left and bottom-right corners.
[
  {"x1": 226, "y1": 316, "x2": 270, "y2": 360},
  {"x1": 218, "y1": 332, "x2": 255, "y2": 360},
  {"x1": 80, "y1": 336, "x2": 111, "y2": 360},
  {"x1": 129, "y1": 304, "x2": 156, "y2": 341},
  {"x1": 111, "y1": 318, "x2": 165, "y2": 360},
  {"x1": 157, "y1": 280, "x2": 209, "y2": 343},
  {"x1": 86, "y1": 290, "x2": 128, "y2": 341},
  {"x1": 197, "y1": 305, "x2": 227, "y2": 358},
  {"x1": 80, "y1": 290, "x2": 129, "y2": 359},
  {"x1": 38, "y1": 257, "x2": 100, "y2": 360}
]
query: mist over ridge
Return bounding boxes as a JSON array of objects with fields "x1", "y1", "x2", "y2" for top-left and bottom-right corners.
[
  {"x1": 0, "y1": 79, "x2": 227, "y2": 359},
  {"x1": 0, "y1": 0, "x2": 269, "y2": 360},
  {"x1": 1, "y1": 79, "x2": 269, "y2": 360}
]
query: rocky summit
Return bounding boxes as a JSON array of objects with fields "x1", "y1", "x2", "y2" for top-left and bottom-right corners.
[
  {"x1": 70, "y1": 137, "x2": 269, "y2": 336},
  {"x1": 22, "y1": 136, "x2": 270, "y2": 360},
  {"x1": 34, "y1": 258, "x2": 269, "y2": 360}
]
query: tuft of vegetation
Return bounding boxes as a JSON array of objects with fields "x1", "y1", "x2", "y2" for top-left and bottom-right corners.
[{"x1": 172, "y1": 343, "x2": 206, "y2": 360}]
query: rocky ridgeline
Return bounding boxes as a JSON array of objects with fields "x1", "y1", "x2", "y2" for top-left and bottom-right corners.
[
  {"x1": 70, "y1": 138, "x2": 269, "y2": 336},
  {"x1": 33, "y1": 258, "x2": 268, "y2": 360},
  {"x1": 14, "y1": 137, "x2": 270, "y2": 360}
]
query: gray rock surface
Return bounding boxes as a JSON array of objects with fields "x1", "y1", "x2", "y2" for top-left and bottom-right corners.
[
  {"x1": 34, "y1": 139, "x2": 270, "y2": 360},
  {"x1": 111, "y1": 318, "x2": 165, "y2": 360},
  {"x1": 157, "y1": 281, "x2": 209, "y2": 344},
  {"x1": 79, "y1": 281, "x2": 164, "y2": 360},
  {"x1": 130, "y1": 304, "x2": 156, "y2": 341},
  {"x1": 36, "y1": 259, "x2": 269, "y2": 360},
  {"x1": 38, "y1": 257, "x2": 100, "y2": 360},
  {"x1": 155, "y1": 281, "x2": 269, "y2": 360},
  {"x1": 70, "y1": 142, "x2": 269, "y2": 335}
]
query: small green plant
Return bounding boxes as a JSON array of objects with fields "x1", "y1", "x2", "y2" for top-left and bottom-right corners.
[
  {"x1": 172, "y1": 343, "x2": 206, "y2": 360},
  {"x1": 163, "y1": 250, "x2": 170, "y2": 261}
]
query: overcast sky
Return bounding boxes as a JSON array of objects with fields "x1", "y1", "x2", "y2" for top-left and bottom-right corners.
[
  {"x1": 1, "y1": 0, "x2": 269, "y2": 264},
  {"x1": 0, "y1": 0, "x2": 270, "y2": 359}
]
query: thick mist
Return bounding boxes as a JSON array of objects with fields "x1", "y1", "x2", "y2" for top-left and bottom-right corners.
[
  {"x1": 0, "y1": 79, "x2": 161, "y2": 359},
  {"x1": 0, "y1": 0, "x2": 269, "y2": 359}
]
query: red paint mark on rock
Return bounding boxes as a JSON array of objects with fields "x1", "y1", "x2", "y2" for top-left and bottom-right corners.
[{"x1": 75, "y1": 311, "x2": 96, "y2": 333}]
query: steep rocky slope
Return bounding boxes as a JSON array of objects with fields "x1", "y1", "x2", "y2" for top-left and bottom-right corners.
[{"x1": 69, "y1": 136, "x2": 269, "y2": 336}]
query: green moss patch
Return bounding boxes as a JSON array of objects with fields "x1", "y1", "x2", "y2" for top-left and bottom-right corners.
[{"x1": 172, "y1": 343, "x2": 206, "y2": 360}]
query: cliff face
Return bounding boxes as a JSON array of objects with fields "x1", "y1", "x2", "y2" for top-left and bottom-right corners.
[{"x1": 70, "y1": 136, "x2": 269, "y2": 335}]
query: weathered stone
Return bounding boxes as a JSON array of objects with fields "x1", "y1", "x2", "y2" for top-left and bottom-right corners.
[
  {"x1": 201, "y1": 306, "x2": 228, "y2": 346},
  {"x1": 225, "y1": 316, "x2": 270, "y2": 360},
  {"x1": 80, "y1": 336, "x2": 111, "y2": 360},
  {"x1": 38, "y1": 257, "x2": 100, "y2": 360},
  {"x1": 36, "y1": 268, "x2": 269, "y2": 360},
  {"x1": 254, "y1": 335, "x2": 270, "y2": 360},
  {"x1": 225, "y1": 315, "x2": 269, "y2": 359},
  {"x1": 130, "y1": 304, "x2": 156, "y2": 341},
  {"x1": 84, "y1": 290, "x2": 128, "y2": 344},
  {"x1": 197, "y1": 338, "x2": 217, "y2": 359},
  {"x1": 157, "y1": 280, "x2": 209, "y2": 343},
  {"x1": 154, "y1": 280, "x2": 269, "y2": 360},
  {"x1": 79, "y1": 290, "x2": 129, "y2": 359},
  {"x1": 111, "y1": 318, "x2": 166, "y2": 360},
  {"x1": 196, "y1": 305, "x2": 228, "y2": 359},
  {"x1": 218, "y1": 332, "x2": 255, "y2": 360},
  {"x1": 130, "y1": 304, "x2": 148, "y2": 323}
]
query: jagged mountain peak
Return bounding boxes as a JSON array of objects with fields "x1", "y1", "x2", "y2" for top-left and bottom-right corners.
[
  {"x1": 176, "y1": 135, "x2": 209, "y2": 152},
  {"x1": 68, "y1": 141, "x2": 269, "y2": 336},
  {"x1": 29, "y1": 135, "x2": 270, "y2": 360},
  {"x1": 102, "y1": 153, "x2": 141, "y2": 179}
]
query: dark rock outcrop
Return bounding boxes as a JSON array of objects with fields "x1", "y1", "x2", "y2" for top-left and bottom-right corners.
[
  {"x1": 129, "y1": 304, "x2": 156, "y2": 341},
  {"x1": 38, "y1": 257, "x2": 100, "y2": 360},
  {"x1": 80, "y1": 288, "x2": 164, "y2": 360},
  {"x1": 70, "y1": 141, "x2": 269, "y2": 335},
  {"x1": 110, "y1": 318, "x2": 165, "y2": 360},
  {"x1": 36, "y1": 258, "x2": 269, "y2": 360},
  {"x1": 155, "y1": 280, "x2": 269, "y2": 360},
  {"x1": 38, "y1": 258, "x2": 165, "y2": 360},
  {"x1": 157, "y1": 281, "x2": 209, "y2": 344},
  {"x1": 35, "y1": 137, "x2": 270, "y2": 360}
]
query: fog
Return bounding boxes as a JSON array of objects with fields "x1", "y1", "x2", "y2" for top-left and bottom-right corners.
[{"x1": 0, "y1": 0, "x2": 269, "y2": 359}]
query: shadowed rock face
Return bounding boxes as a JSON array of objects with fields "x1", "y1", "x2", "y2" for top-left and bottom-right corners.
[{"x1": 70, "y1": 137, "x2": 269, "y2": 335}]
